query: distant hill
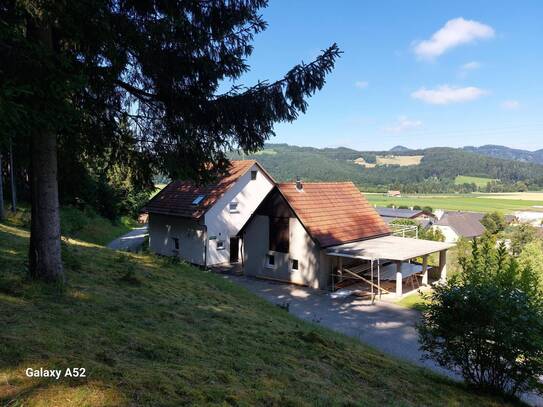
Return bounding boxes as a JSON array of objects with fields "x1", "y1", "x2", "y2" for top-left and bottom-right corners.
[
  {"x1": 389, "y1": 145, "x2": 411, "y2": 152},
  {"x1": 232, "y1": 143, "x2": 543, "y2": 193},
  {"x1": 463, "y1": 145, "x2": 543, "y2": 165}
]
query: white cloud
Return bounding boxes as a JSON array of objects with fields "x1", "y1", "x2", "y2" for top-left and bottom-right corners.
[
  {"x1": 384, "y1": 116, "x2": 423, "y2": 133},
  {"x1": 414, "y1": 18, "x2": 495, "y2": 59},
  {"x1": 354, "y1": 81, "x2": 369, "y2": 89},
  {"x1": 461, "y1": 61, "x2": 481, "y2": 70},
  {"x1": 458, "y1": 61, "x2": 481, "y2": 78},
  {"x1": 411, "y1": 85, "x2": 488, "y2": 105},
  {"x1": 501, "y1": 100, "x2": 520, "y2": 110}
]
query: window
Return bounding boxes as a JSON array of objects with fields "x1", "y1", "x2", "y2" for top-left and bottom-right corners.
[
  {"x1": 172, "y1": 237, "x2": 179, "y2": 250},
  {"x1": 266, "y1": 254, "x2": 275, "y2": 267},
  {"x1": 229, "y1": 202, "x2": 239, "y2": 213},
  {"x1": 269, "y1": 217, "x2": 289, "y2": 253},
  {"x1": 291, "y1": 259, "x2": 299, "y2": 270},
  {"x1": 192, "y1": 195, "x2": 205, "y2": 205},
  {"x1": 217, "y1": 240, "x2": 225, "y2": 250},
  {"x1": 250, "y1": 170, "x2": 257, "y2": 180}
]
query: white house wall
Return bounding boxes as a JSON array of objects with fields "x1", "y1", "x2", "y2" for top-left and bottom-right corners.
[
  {"x1": 432, "y1": 225, "x2": 459, "y2": 243},
  {"x1": 204, "y1": 163, "x2": 274, "y2": 265},
  {"x1": 148, "y1": 213, "x2": 206, "y2": 265},
  {"x1": 243, "y1": 215, "x2": 326, "y2": 289}
]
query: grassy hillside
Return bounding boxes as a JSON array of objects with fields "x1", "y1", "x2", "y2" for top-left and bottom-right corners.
[
  {"x1": 4, "y1": 205, "x2": 136, "y2": 246},
  {"x1": 454, "y1": 175, "x2": 497, "y2": 188},
  {"x1": 233, "y1": 144, "x2": 543, "y2": 192},
  {"x1": 365, "y1": 193, "x2": 541, "y2": 213},
  {"x1": 0, "y1": 218, "x2": 520, "y2": 406}
]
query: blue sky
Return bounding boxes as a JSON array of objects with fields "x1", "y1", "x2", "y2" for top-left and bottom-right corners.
[{"x1": 232, "y1": 1, "x2": 543, "y2": 151}]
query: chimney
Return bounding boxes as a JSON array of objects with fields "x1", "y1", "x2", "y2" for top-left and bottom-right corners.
[{"x1": 295, "y1": 176, "x2": 303, "y2": 192}]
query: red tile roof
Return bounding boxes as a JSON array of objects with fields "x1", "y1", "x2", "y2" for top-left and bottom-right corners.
[
  {"x1": 278, "y1": 182, "x2": 391, "y2": 247},
  {"x1": 145, "y1": 160, "x2": 260, "y2": 219}
]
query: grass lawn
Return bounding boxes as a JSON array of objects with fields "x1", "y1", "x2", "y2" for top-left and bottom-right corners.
[
  {"x1": 396, "y1": 291, "x2": 429, "y2": 311},
  {"x1": 454, "y1": 175, "x2": 497, "y2": 188},
  {"x1": 4, "y1": 206, "x2": 137, "y2": 246},
  {"x1": 0, "y1": 219, "x2": 521, "y2": 406},
  {"x1": 365, "y1": 193, "x2": 542, "y2": 213}
]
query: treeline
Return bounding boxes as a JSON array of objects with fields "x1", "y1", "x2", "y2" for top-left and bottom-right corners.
[
  {"x1": 233, "y1": 144, "x2": 543, "y2": 193},
  {"x1": 0, "y1": 137, "x2": 152, "y2": 222}
]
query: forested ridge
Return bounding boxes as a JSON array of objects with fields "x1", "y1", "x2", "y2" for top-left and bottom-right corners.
[{"x1": 231, "y1": 144, "x2": 543, "y2": 193}]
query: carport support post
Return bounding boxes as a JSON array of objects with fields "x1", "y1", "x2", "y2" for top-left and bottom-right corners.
[
  {"x1": 421, "y1": 255, "x2": 429, "y2": 286},
  {"x1": 395, "y1": 261, "x2": 402, "y2": 297},
  {"x1": 439, "y1": 250, "x2": 447, "y2": 282}
]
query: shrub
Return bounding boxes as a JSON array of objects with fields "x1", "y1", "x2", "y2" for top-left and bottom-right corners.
[
  {"x1": 518, "y1": 241, "x2": 543, "y2": 289},
  {"x1": 508, "y1": 224, "x2": 537, "y2": 256},
  {"x1": 481, "y1": 211, "x2": 506, "y2": 235},
  {"x1": 418, "y1": 238, "x2": 543, "y2": 397},
  {"x1": 419, "y1": 227, "x2": 444, "y2": 242}
]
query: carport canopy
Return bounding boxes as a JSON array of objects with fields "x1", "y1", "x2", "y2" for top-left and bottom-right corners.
[
  {"x1": 326, "y1": 236, "x2": 455, "y2": 298},
  {"x1": 326, "y1": 235, "x2": 454, "y2": 261}
]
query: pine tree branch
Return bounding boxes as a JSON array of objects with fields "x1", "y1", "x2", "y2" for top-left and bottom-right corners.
[{"x1": 214, "y1": 43, "x2": 341, "y2": 100}]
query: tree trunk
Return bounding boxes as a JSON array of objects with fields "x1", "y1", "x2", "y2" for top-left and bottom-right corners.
[
  {"x1": 27, "y1": 20, "x2": 64, "y2": 282},
  {"x1": 9, "y1": 143, "x2": 16, "y2": 212},
  {"x1": 0, "y1": 152, "x2": 4, "y2": 220},
  {"x1": 28, "y1": 129, "x2": 64, "y2": 282}
]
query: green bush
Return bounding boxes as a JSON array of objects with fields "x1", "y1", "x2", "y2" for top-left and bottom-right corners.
[
  {"x1": 508, "y1": 224, "x2": 537, "y2": 256},
  {"x1": 518, "y1": 241, "x2": 543, "y2": 289},
  {"x1": 481, "y1": 211, "x2": 506, "y2": 234},
  {"x1": 418, "y1": 238, "x2": 543, "y2": 397}
]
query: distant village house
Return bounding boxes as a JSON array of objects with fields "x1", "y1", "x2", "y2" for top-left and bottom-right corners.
[
  {"x1": 376, "y1": 206, "x2": 434, "y2": 227},
  {"x1": 431, "y1": 211, "x2": 486, "y2": 243}
]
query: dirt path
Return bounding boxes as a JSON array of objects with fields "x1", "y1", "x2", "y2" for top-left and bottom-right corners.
[{"x1": 106, "y1": 226, "x2": 148, "y2": 252}]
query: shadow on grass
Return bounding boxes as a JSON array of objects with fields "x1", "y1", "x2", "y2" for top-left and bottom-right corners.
[{"x1": 0, "y1": 222, "x2": 524, "y2": 407}]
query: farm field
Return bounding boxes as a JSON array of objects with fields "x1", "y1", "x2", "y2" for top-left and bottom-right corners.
[
  {"x1": 454, "y1": 175, "x2": 497, "y2": 187},
  {"x1": 365, "y1": 193, "x2": 543, "y2": 213},
  {"x1": 477, "y1": 192, "x2": 543, "y2": 201},
  {"x1": 354, "y1": 155, "x2": 424, "y2": 168},
  {"x1": 376, "y1": 154, "x2": 424, "y2": 166}
]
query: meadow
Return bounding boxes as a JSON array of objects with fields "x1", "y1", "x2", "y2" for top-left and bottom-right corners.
[
  {"x1": 0, "y1": 212, "x2": 518, "y2": 406},
  {"x1": 365, "y1": 192, "x2": 543, "y2": 213},
  {"x1": 454, "y1": 175, "x2": 497, "y2": 187}
]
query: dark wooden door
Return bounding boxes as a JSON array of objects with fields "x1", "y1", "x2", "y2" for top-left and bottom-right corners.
[{"x1": 229, "y1": 237, "x2": 239, "y2": 263}]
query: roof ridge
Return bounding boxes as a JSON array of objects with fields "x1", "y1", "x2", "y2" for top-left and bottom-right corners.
[{"x1": 231, "y1": 159, "x2": 256, "y2": 163}]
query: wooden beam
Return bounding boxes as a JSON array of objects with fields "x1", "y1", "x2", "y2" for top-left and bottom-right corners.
[{"x1": 340, "y1": 267, "x2": 391, "y2": 294}]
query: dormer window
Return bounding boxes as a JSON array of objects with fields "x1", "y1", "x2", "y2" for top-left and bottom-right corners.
[
  {"x1": 229, "y1": 202, "x2": 239, "y2": 213},
  {"x1": 192, "y1": 195, "x2": 205, "y2": 205}
]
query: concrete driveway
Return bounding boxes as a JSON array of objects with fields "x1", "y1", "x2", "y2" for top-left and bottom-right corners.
[
  {"x1": 107, "y1": 226, "x2": 148, "y2": 252},
  {"x1": 225, "y1": 275, "x2": 542, "y2": 406}
]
